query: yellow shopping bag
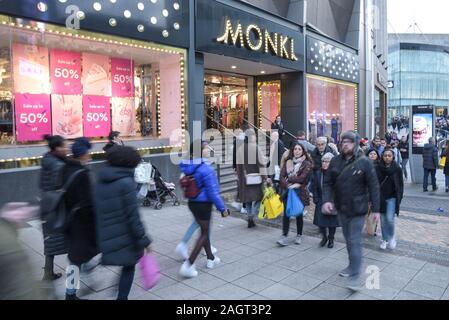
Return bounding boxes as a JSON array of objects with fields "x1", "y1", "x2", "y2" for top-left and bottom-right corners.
[
  {"x1": 440, "y1": 156, "x2": 446, "y2": 169},
  {"x1": 259, "y1": 187, "x2": 284, "y2": 220}
]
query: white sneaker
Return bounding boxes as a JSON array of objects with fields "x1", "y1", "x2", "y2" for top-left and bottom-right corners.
[
  {"x1": 202, "y1": 246, "x2": 218, "y2": 256},
  {"x1": 240, "y1": 207, "x2": 248, "y2": 214},
  {"x1": 206, "y1": 256, "x2": 221, "y2": 269},
  {"x1": 277, "y1": 236, "x2": 289, "y2": 247},
  {"x1": 231, "y1": 201, "x2": 242, "y2": 211},
  {"x1": 388, "y1": 238, "x2": 397, "y2": 250},
  {"x1": 179, "y1": 261, "x2": 198, "y2": 278},
  {"x1": 175, "y1": 242, "x2": 189, "y2": 260},
  {"x1": 295, "y1": 235, "x2": 302, "y2": 245},
  {"x1": 380, "y1": 240, "x2": 388, "y2": 250}
]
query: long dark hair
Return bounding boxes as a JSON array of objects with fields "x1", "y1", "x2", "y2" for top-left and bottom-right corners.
[
  {"x1": 43, "y1": 134, "x2": 65, "y2": 151},
  {"x1": 288, "y1": 142, "x2": 311, "y2": 162}
]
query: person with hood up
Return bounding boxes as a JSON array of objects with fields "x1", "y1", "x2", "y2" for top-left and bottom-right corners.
[
  {"x1": 39, "y1": 135, "x2": 69, "y2": 281},
  {"x1": 322, "y1": 131, "x2": 380, "y2": 291},
  {"x1": 63, "y1": 137, "x2": 98, "y2": 300},
  {"x1": 376, "y1": 148, "x2": 404, "y2": 251},
  {"x1": 178, "y1": 140, "x2": 229, "y2": 278},
  {"x1": 95, "y1": 145, "x2": 152, "y2": 300}
]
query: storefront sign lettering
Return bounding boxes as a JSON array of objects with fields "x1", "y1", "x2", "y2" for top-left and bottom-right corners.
[{"x1": 217, "y1": 18, "x2": 298, "y2": 61}]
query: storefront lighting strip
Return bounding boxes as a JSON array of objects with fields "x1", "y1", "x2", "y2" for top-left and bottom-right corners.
[
  {"x1": 157, "y1": 74, "x2": 161, "y2": 137},
  {"x1": 257, "y1": 81, "x2": 281, "y2": 129}
]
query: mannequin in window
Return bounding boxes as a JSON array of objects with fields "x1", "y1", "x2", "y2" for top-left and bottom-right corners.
[
  {"x1": 325, "y1": 114, "x2": 332, "y2": 137},
  {"x1": 309, "y1": 113, "x2": 317, "y2": 144},
  {"x1": 336, "y1": 114, "x2": 343, "y2": 144},
  {"x1": 331, "y1": 113, "x2": 339, "y2": 144},
  {"x1": 317, "y1": 113, "x2": 325, "y2": 138}
]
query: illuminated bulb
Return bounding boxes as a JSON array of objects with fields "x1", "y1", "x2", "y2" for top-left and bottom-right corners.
[
  {"x1": 162, "y1": 9, "x2": 169, "y2": 17},
  {"x1": 137, "y1": 2, "x2": 145, "y2": 10},
  {"x1": 76, "y1": 11, "x2": 86, "y2": 20},
  {"x1": 37, "y1": 2, "x2": 47, "y2": 12},
  {"x1": 137, "y1": 24, "x2": 144, "y2": 32},
  {"x1": 174, "y1": 2, "x2": 180, "y2": 10},
  {"x1": 124, "y1": 10, "x2": 131, "y2": 18},
  {"x1": 162, "y1": 30, "x2": 169, "y2": 37},
  {"x1": 174, "y1": 23, "x2": 180, "y2": 30},
  {"x1": 151, "y1": 17, "x2": 157, "y2": 24},
  {"x1": 93, "y1": 2, "x2": 102, "y2": 11}
]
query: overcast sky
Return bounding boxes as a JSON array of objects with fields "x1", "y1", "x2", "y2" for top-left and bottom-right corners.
[{"x1": 388, "y1": 0, "x2": 449, "y2": 34}]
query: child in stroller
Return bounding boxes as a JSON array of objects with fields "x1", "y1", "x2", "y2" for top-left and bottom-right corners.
[{"x1": 135, "y1": 160, "x2": 180, "y2": 210}]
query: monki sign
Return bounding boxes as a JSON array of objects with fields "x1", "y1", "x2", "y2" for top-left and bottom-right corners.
[{"x1": 216, "y1": 18, "x2": 298, "y2": 62}]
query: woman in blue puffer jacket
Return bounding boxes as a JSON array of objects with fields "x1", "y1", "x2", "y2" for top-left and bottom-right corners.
[{"x1": 178, "y1": 141, "x2": 229, "y2": 278}]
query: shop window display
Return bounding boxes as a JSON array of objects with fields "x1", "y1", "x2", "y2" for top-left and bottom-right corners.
[
  {"x1": 307, "y1": 75, "x2": 357, "y2": 144},
  {"x1": 258, "y1": 81, "x2": 280, "y2": 131},
  {"x1": 0, "y1": 18, "x2": 186, "y2": 146}
]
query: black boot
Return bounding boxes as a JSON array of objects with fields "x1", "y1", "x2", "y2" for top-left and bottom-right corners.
[
  {"x1": 65, "y1": 294, "x2": 87, "y2": 300},
  {"x1": 328, "y1": 239, "x2": 334, "y2": 248},
  {"x1": 319, "y1": 236, "x2": 328, "y2": 247},
  {"x1": 248, "y1": 218, "x2": 256, "y2": 228}
]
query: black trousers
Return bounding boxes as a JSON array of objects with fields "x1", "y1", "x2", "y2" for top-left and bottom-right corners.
[
  {"x1": 319, "y1": 227, "x2": 336, "y2": 240},
  {"x1": 117, "y1": 265, "x2": 136, "y2": 300},
  {"x1": 282, "y1": 214, "x2": 303, "y2": 236}
]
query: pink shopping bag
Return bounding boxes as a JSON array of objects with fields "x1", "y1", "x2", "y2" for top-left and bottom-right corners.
[{"x1": 139, "y1": 253, "x2": 160, "y2": 290}]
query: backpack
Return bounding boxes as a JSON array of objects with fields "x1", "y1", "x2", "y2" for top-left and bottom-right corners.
[
  {"x1": 180, "y1": 165, "x2": 202, "y2": 199},
  {"x1": 40, "y1": 169, "x2": 85, "y2": 233}
]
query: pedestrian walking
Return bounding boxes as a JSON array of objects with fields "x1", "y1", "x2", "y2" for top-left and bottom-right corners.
[
  {"x1": 440, "y1": 140, "x2": 449, "y2": 192},
  {"x1": 277, "y1": 142, "x2": 313, "y2": 246},
  {"x1": 103, "y1": 131, "x2": 124, "y2": 152},
  {"x1": 178, "y1": 140, "x2": 229, "y2": 278},
  {"x1": 367, "y1": 149, "x2": 380, "y2": 163},
  {"x1": 365, "y1": 148, "x2": 381, "y2": 237},
  {"x1": 271, "y1": 115, "x2": 285, "y2": 141},
  {"x1": 390, "y1": 141, "x2": 403, "y2": 167},
  {"x1": 63, "y1": 138, "x2": 98, "y2": 300},
  {"x1": 422, "y1": 137, "x2": 439, "y2": 192},
  {"x1": 95, "y1": 146, "x2": 152, "y2": 300},
  {"x1": 296, "y1": 130, "x2": 316, "y2": 154},
  {"x1": 236, "y1": 129, "x2": 268, "y2": 228},
  {"x1": 399, "y1": 136, "x2": 409, "y2": 180},
  {"x1": 312, "y1": 152, "x2": 340, "y2": 248},
  {"x1": 377, "y1": 148, "x2": 404, "y2": 251},
  {"x1": 39, "y1": 135, "x2": 69, "y2": 281},
  {"x1": 322, "y1": 131, "x2": 380, "y2": 291}
]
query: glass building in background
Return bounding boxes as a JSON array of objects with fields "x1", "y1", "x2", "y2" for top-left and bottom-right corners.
[{"x1": 388, "y1": 34, "x2": 449, "y2": 140}]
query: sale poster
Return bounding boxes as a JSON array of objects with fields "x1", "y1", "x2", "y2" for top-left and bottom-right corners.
[
  {"x1": 50, "y1": 49, "x2": 82, "y2": 94},
  {"x1": 111, "y1": 58, "x2": 134, "y2": 97},
  {"x1": 14, "y1": 93, "x2": 52, "y2": 142},
  {"x1": 12, "y1": 43, "x2": 50, "y2": 94},
  {"x1": 51, "y1": 94, "x2": 83, "y2": 139},
  {"x1": 82, "y1": 53, "x2": 111, "y2": 96},
  {"x1": 111, "y1": 97, "x2": 136, "y2": 136},
  {"x1": 83, "y1": 95, "x2": 111, "y2": 138}
]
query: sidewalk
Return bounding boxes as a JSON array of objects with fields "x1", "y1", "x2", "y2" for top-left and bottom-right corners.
[{"x1": 18, "y1": 205, "x2": 449, "y2": 300}]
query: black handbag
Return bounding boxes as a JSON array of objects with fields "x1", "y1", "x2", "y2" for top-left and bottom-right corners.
[{"x1": 40, "y1": 169, "x2": 85, "y2": 233}]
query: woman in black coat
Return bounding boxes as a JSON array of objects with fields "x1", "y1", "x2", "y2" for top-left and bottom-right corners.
[
  {"x1": 63, "y1": 138, "x2": 98, "y2": 300},
  {"x1": 376, "y1": 148, "x2": 404, "y2": 251},
  {"x1": 313, "y1": 152, "x2": 340, "y2": 248},
  {"x1": 441, "y1": 141, "x2": 449, "y2": 192},
  {"x1": 95, "y1": 146, "x2": 152, "y2": 300},
  {"x1": 39, "y1": 135, "x2": 69, "y2": 281}
]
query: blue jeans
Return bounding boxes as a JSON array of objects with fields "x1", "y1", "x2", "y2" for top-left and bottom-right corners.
[
  {"x1": 245, "y1": 201, "x2": 261, "y2": 218},
  {"x1": 182, "y1": 219, "x2": 212, "y2": 243},
  {"x1": 423, "y1": 169, "x2": 437, "y2": 191},
  {"x1": 339, "y1": 214, "x2": 365, "y2": 279},
  {"x1": 380, "y1": 198, "x2": 396, "y2": 242}
]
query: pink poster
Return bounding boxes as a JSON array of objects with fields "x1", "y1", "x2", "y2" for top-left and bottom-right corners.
[
  {"x1": 12, "y1": 43, "x2": 50, "y2": 94},
  {"x1": 111, "y1": 58, "x2": 134, "y2": 97},
  {"x1": 111, "y1": 97, "x2": 136, "y2": 136},
  {"x1": 51, "y1": 94, "x2": 83, "y2": 139},
  {"x1": 50, "y1": 49, "x2": 82, "y2": 94},
  {"x1": 14, "y1": 93, "x2": 52, "y2": 142},
  {"x1": 83, "y1": 95, "x2": 111, "y2": 138},
  {"x1": 82, "y1": 53, "x2": 111, "y2": 96}
]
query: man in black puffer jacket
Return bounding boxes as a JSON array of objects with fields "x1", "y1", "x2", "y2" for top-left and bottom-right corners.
[
  {"x1": 422, "y1": 137, "x2": 439, "y2": 192},
  {"x1": 95, "y1": 146, "x2": 152, "y2": 300},
  {"x1": 322, "y1": 131, "x2": 380, "y2": 292}
]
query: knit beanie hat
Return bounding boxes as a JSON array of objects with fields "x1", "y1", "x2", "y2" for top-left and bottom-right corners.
[
  {"x1": 321, "y1": 152, "x2": 335, "y2": 162},
  {"x1": 71, "y1": 137, "x2": 92, "y2": 158},
  {"x1": 106, "y1": 145, "x2": 141, "y2": 168}
]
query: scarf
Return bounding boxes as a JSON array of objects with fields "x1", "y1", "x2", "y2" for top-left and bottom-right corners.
[{"x1": 287, "y1": 156, "x2": 305, "y2": 178}]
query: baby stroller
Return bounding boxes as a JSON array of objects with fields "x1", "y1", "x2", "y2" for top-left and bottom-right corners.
[{"x1": 135, "y1": 160, "x2": 180, "y2": 210}]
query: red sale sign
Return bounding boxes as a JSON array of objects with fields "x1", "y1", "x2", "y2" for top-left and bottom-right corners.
[
  {"x1": 83, "y1": 95, "x2": 111, "y2": 138},
  {"x1": 50, "y1": 49, "x2": 82, "y2": 94},
  {"x1": 111, "y1": 58, "x2": 134, "y2": 97},
  {"x1": 14, "y1": 93, "x2": 52, "y2": 142}
]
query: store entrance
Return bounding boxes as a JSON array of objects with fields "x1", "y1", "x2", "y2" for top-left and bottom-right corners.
[{"x1": 204, "y1": 73, "x2": 249, "y2": 131}]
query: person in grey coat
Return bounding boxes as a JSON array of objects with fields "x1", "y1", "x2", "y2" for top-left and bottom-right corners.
[
  {"x1": 39, "y1": 135, "x2": 69, "y2": 281},
  {"x1": 95, "y1": 146, "x2": 152, "y2": 300},
  {"x1": 422, "y1": 137, "x2": 439, "y2": 192}
]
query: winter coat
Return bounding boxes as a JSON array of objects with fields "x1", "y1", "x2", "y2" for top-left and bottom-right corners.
[
  {"x1": 236, "y1": 141, "x2": 267, "y2": 203},
  {"x1": 422, "y1": 143, "x2": 438, "y2": 170},
  {"x1": 179, "y1": 159, "x2": 225, "y2": 212},
  {"x1": 280, "y1": 158, "x2": 313, "y2": 206},
  {"x1": 399, "y1": 141, "x2": 409, "y2": 160},
  {"x1": 312, "y1": 170, "x2": 340, "y2": 228},
  {"x1": 62, "y1": 159, "x2": 98, "y2": 265},
  {"x1": 323, "y1": 150, "x2": 380, "y2": 217},
  {"x1": 95, "y1": 166, "x2": 151, "y2": 267},
  {"x1": 39, "y1": 152, "x2": 68, "y2": 256},
  {"x1": 376, "y1": 161, "x2": 404, "y2": 216},
  {"x1": 271, "y1": 121, "x2": 285, "y2": 138},
  {"x1": 311, "y1": 146, "x2": 337, "y2": 171},
  {"x1": 391, "y1": 147, "x2": 403, "y2": 167},
  {"x1": 442, "y1": 149, "x2": 449, "y2": 176}
]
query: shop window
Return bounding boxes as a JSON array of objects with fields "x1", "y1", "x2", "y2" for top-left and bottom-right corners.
[
  {"x1": 0, "y1": 18, "x2": 186, "y2": 146},
  {"x1": 257, "y1": 81, "x2": 280, "y2": 131},
  {"x1": 307, "y1": 75, "x2": 357, "y2": 144}
]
